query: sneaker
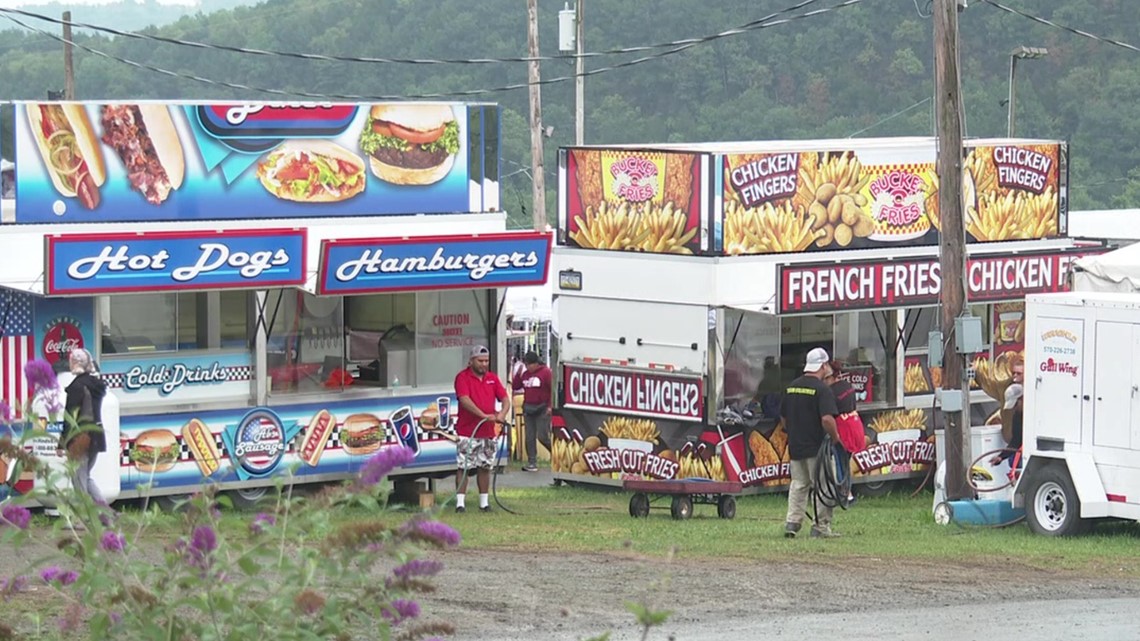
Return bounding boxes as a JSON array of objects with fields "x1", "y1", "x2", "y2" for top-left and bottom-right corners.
[
  {"x1": 810, "y1": 527, "x2": 841, "y2": 539},
  {"x1": 522, "y1": 464, "x2": 539, "y2": 472},
  {"x1": 784, "y1": 522, "x2": 802, "y2": 538},
  {"x1": 480, "y1": 505, "x2": 493, "y2": 513},
  {"x1": 455, "y1": 506, "x2": 466, "y2": 513}
]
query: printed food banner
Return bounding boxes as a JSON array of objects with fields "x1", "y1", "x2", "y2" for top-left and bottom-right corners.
[
  {"x1": 563, "y1": 148, "x2": 707, "y2": 255},
  {"x1": 13, "y1": 102, "x2": 483, "y2": 223},
  {"x1": 554, "y1": 405, "x2": 935, "y2": 487},
  {"x1": 715, "y1": 142, "x2": 1066, "y2": 255}
]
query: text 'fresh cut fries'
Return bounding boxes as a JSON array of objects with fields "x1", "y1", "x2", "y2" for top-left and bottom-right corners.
[{"x1": 569, "y1": 200, "x2": 696, "y2": 254}]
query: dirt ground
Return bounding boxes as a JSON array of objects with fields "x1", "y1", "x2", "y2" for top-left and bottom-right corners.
[{"x1": 427, "y1": 548, "x2": 1140, "y2": 641}]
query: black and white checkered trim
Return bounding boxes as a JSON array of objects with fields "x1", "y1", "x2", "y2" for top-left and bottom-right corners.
[{"x1": 104, "y1": 366, "x2": 253, "y2": 391}]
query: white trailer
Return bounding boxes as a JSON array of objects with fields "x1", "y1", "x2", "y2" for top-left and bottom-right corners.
[{"x1": 1015, "y1": 292, "x2": 1140, "y2": 535}]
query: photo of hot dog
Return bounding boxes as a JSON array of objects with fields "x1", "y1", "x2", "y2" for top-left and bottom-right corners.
[
  {"x1": 341, "y1": 413, "x2": 384, "y2": 456},
  {"x1": 130, "y1": 429, "x2": 179, "y2": 474},
  {"x1": 299, "y1": 409, "x2": 336, "y2": 467},
  {"x1": 181, "y1": 418, "x2": 221, "y2": 477},
  {"x1": 26, "y1": 103, "x2": 106, "y2": 209},
  {"x1": 99, "y1": 104, "x2": 185, "y2": 206},
  {"x1": 256, "y1": 140, "x2": 366, "y2": 203}
]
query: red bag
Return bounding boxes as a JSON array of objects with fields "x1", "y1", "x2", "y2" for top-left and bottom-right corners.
[{"x1": 836, "y1": 411, "x2": 866, "y2": 454}]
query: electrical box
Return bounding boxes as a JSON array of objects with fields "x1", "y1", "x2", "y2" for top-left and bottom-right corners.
[
  {"x1": 954, "y1": 315, "x2": 984, "y2": 354},
  {"x1": 558, "y1": 3, "x2": 576, "y2": 52},
  {"x1": 928, "y1": 330, "x2": 944, "y2": 367},
  {"x1": 940, "y1": 389, "x2": 964, "y2": 413}
]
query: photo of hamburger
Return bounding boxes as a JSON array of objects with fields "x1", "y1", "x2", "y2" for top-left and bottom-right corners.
[
  {"x1": 358, "y1": 104, "x2": 459, "y2": 186},
  {"x1": 418, "y1": 403, "x2": 439, "y2": 430},
  {"x1": 341, "y1": 413, "x2": 383, "y2": 456},
  {"x1": 130, "y1": 429, "x2": 180, "y2": 473}
]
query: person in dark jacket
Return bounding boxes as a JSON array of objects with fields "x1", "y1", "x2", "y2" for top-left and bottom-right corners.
[{"x1": 60, "y1": 348, "x2": 107, "y2": 503}]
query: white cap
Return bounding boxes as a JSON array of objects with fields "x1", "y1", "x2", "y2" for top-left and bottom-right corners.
[
  {"x1": 804, "y1": 347, "x2": 829, "y2": 373},
  {"x1": 1004, "y1": 383, "x2": 1024, "y2": 410}
]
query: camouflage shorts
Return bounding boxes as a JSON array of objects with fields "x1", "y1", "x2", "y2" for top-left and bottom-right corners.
[{"x1": 456, "y1": 437, "x2": 498, "y2": 470}]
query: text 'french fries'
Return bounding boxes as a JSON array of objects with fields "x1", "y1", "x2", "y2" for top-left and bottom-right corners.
[{"x1": 569, "y1": 200, "x2": 696, "y2": 254}]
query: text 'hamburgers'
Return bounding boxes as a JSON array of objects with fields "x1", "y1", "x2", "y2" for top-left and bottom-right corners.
[{"x1": 358, "y1": 104, "x2": 459, "y2": 186}]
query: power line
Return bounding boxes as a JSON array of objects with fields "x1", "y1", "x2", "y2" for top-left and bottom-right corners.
[
  {"x1": 981, "y1": 0, "x2": 1140, "y2": 54},
  {"x1": 0, "y1": 0, "x2": 865, "y2": 101},
  {"x1": 847, "y1": 96, "x2": 931, "y2": 137},
  {"x1": 0, "y1": 0, "x2": 823, "y2": 67}
]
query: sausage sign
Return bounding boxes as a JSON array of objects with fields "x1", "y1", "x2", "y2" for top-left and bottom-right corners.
[{"x1": 562, "y1": 364, "x2": 704, "y2": 422}]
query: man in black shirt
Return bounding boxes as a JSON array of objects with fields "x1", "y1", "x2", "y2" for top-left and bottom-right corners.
[{"x1": 781, "y1": 347, "x2": 841, "y2": 538}]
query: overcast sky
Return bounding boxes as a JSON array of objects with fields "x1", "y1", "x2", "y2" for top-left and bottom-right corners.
[{"x1": 0, "y1": 0, "x2": 197, "y2": 6}]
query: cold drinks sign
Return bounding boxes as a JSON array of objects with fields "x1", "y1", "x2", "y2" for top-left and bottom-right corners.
[{"x1": 777, "y1": 247, "x2": 1102, "y2": 314}]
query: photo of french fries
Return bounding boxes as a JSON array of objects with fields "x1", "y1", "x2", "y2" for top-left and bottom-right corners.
[
  {"x1": 904, "y1": 361, "x2": 931, "y2": 394},
  {"x1": 967, "y1": 187, "x2": 1058, "y2": 241},
  {"x1": 551, "y1": 432, "x2": 588, "y2": 474},
  {"x1": 599, "y1": 416, "x2": 660, "y2": 443},
  {"x1": 868, "y1": 408, "x2": 927, "y2": 434},
  {"x1": 801, "y1": 152, "x2": 876, "y2": 248},
  {"x1": 568, "y1": 200, "x2": 697, "y2": 254},
  {"x1": 723, "y1": 199, "x2": 822, "y2": 254}
]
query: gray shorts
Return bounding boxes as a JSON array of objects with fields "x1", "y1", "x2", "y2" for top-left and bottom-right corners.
[{"x1": 457, "y1": 437, "x2": 498, "y2": 470}]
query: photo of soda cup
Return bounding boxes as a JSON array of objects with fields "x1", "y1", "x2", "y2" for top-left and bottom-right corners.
[
  {"x1": 389, "y1": 406, "x2": 420, "y2": 456},
  {"x1": 437, "y1": 397, "x2": 451, "y2": 430}
]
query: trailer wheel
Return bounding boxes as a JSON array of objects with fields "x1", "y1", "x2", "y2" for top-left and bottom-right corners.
[
  {"x1": 629, "y1": 493, "x2": 650, "y2": 518},
  {"x1": 855, "y1": 479, "x2": 894, "y2": 498},
  {"x1": 717, "y1": 495, "x2": 737, "y2": 520},
  {"x1": 228, "y1": 486, "x2": 272, "y2": 511},
  {"x1": 1025, "y1": 465, "x2": 1090, "y2": 537},
  {"x1": 670, "y1": 495, "x2": 693, "y2": 520}
]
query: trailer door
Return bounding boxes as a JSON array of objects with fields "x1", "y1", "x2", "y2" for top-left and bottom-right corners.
[
  {"x1": 1093, "y1": 321, "x2": 1133, "y2": 450},
  {"x1": 1032, "y1": 316, "x2": 1085, "y2": 444}
]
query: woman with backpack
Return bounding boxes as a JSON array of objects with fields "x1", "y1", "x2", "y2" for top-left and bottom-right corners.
[{"x1": 59, "y1": 348, "x2": 108, "y2": 504}]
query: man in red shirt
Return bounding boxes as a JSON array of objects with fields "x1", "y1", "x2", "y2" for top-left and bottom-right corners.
[
  {"x1": 454, "y1": 344, "x2": 509, "y2": 512},
  {"x1": 512, "y1": 351, "x2": 552, "y2": 472}
]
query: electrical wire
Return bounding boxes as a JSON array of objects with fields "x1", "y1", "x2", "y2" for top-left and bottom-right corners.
[
  {"x1": 0, "y1": 0, "x2": 866, "y2": 101},
  {"x1": 981, "y1": 0, "x2": 1140, "y2": 55},
  {"x1": 846, "y1": 97, "x2": 931, "y2": 137},
  {"x1": 0, "y1": 0, "x2": 825, "y2": 67}
]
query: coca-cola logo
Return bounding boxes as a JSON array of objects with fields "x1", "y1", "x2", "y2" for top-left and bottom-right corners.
[{"x1": 41, "y1": 320, "x2": 83, "y2": 364}]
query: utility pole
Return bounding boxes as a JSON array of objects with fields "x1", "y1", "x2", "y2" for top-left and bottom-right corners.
[
  {"x1": 575, "y1": 0, "x2": 584, "y2": 145},
  {"x1": 526, "y1": 0, "x2": 547, "y2": 231},
  {"x1": 934, "y1": 0, "x2": 969, "y2": 500},
  {"x1": 62, "y1": 11, "x2": 75, "y2": 100}
]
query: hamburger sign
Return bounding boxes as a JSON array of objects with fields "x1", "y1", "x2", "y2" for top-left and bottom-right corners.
[{"x1": 13, "y1": 101, "x2": 493, "y2": 224}]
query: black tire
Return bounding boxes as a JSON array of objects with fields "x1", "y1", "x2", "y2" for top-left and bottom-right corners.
[
  {"x1": 228, "y1": 486, "x2": 272, "y2": 511},
  {"x1": 1025, "y1": 465, "x2": 1090, "y2": 537},
  {"x1": 670, "y1": 495, "x2": 693, "y2": 520},
  {"x1": 855, "y1": 479, "x2": 894, "y2": 498},
  {"x1": 629, "y1": 493, "x2": 650, "y2": 518},
  {"x1": 148, "y1": 494, "x2": 193, "y2": 513},
  {"x1": 717, "y1": 495, "x2": 737, "y2": 519}
]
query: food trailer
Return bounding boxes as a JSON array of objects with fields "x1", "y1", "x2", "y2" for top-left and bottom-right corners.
[
  {"x1": 551, "y1": 137, "x2": 1103, "y2": 493},
  {"x1": 0, "y1": 100, "x2": 549, "y2": 505}
]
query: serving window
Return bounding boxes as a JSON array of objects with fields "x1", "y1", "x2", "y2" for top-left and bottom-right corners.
[
  {"x1": 267, "y1": 289, "x2": 492, "y2": 395},
  {"x1": 101, "y1": 291, "x2": 251, "y2": 354}
]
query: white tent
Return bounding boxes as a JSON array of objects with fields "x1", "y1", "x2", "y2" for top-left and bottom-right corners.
[{"x1": 1073, "y1": 242, "x2": 1140, "y2": 292}]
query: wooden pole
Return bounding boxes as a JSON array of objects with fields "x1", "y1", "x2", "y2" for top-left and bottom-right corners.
[
  {"x1": 63, "y1": 11, "x2": 75, "y2": 100},
  {"x1": 526, "y1": 0, "x2": 547, "y2": 231},
  {"x1": 934, "y1": 0, "x2": 969, "y2": 500}
]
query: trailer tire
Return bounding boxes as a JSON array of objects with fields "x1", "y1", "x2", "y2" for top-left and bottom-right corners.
[
  {"x1": 717, "y1": 495, "x2": 736, "y2": 520},
  {"x1": 855, "y1": 479, "x2": 894, "y2": 498},
  {"x1": 670, "y1": 495, "x2": 693, "y2": 520},
  {"x1": 228, "y1": 486, "x2": 272, "y2": 511},
  {"x1": 629, "y1": 493, "x2": 650, "y2": 518},
  {"x1": 1025, "y1": 465, "x2": 1090, "y2": 537}
]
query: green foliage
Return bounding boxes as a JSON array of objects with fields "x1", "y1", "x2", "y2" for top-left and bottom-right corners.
[{"x1": 1, "y1": 1, "x2": 1139, "y2": 223}]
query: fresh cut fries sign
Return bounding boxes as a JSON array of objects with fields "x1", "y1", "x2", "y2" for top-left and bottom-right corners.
[{"x1": 11, "y1": 101, "x2": 492, "y2": 223}]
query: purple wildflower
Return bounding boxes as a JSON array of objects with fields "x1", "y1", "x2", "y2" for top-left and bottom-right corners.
[
  {"x1": 359, "y1": 446, "x2": 416, "y2": 487},
  {"x1": 190, "y1": 525, "x2": 217, "y2": 555},
  {"x1": 39, "y1": 566, "x2": 61, "y2": 583},
  {"x1": 109, "y1": 612, "x2": 122, "y2": 626},
  {"x1": 392, "y1": 559, "x2": 444, "y2": 580},
  {"x1": 249, "y1": 513, "x2": 276, "y2": 535},
  {"x1": 0, "y1": 400, "x2": 11, "y2": 423},
  {"x1": 23, "y1": 360, "x2": 56, "y2": 397},
  {"x1": 382, "y1": 598, "x2": 421, "y2": 624},
  {"x1": 59, "y1": 571, "x2": 78, "y2": 586},
  {"x1": 100, "y1": 531, "x2": 126, "y2": 553},
  {"x1": 1, "y1": 575, "x2": 28, "y2": 600},
  {"x1": 43, "y1": 391, "x2": 63, "y2": 418},
  {"x1": 407, "y1": 520, "x2": 461, "y2": 548},
  {"x1": 1, "y1": 504, "x2": 31, "y2": 529}
]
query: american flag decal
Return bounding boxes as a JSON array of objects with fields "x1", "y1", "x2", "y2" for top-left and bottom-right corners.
[{"x1": 0, "y1": 290, "x2": 35, "y2": 418}]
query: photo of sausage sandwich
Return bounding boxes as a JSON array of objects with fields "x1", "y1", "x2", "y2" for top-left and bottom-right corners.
[
  {"x1": 26, "y1": 104, "x2": 106, "y2": 209},
  {"x1": 358, "y1": 104, "x2": 459, "y2": 186},
  {"x1": 256, "y1": 141, "x2": 366, "y2": 202},
  {"x1": 99, "y1": 104, "x2": 185, "y2": 206}
]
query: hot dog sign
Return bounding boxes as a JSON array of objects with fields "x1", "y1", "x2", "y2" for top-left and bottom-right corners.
[
  {"x1": 12, "y1": 101, "x2": 486, "y2": 224},
  {"x1": 45, "y1": 228, "x2": 307, "y2": 294}
]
